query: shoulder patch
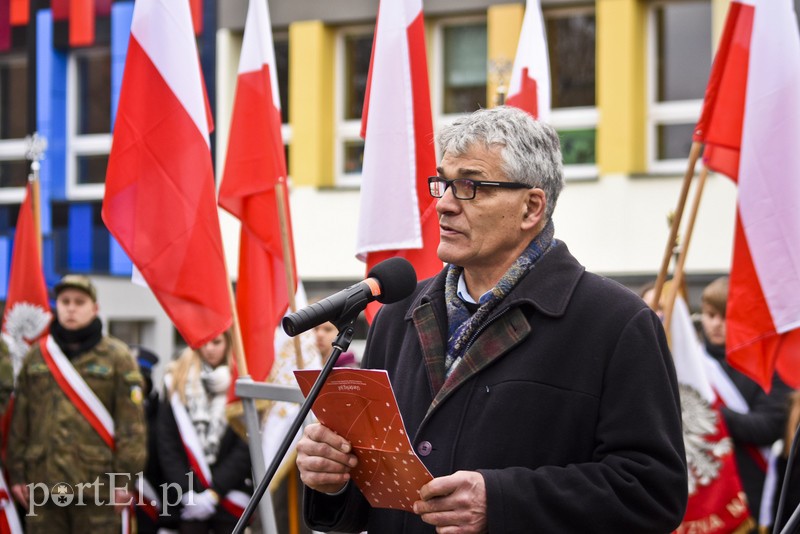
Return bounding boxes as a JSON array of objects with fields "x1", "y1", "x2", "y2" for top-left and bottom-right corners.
[
  {"x1": 130, "y1": 385, "x2": 143, "y2": 405},
  {"x1": 28, "y1": 362, "x2": 50, "y2": 375},
  {"x1": 86, "y1": 363, "x2": 112, "y2": 377},
  {"x1": 124, "y1": 370, "x2": 144, "y2": 384}
]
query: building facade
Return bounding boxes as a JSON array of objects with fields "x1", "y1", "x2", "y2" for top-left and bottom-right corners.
[{"x1": 0, "y1": 0, "x2": 788, "y2": 359}]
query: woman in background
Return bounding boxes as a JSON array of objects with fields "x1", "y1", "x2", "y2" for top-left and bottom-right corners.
[{"x1": 157, "y1": 331, "x2": 252, "y2": 534}]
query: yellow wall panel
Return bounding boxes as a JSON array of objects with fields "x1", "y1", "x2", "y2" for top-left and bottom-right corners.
[
  {"x1": 289, "y1": 21, "x2": 335, "y2": 187},
  {"x1": 597, "y1": 0, "x2": 647, "y2": 174}
]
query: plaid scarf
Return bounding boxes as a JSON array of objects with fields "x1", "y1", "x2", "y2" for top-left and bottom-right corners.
[{"x1": 444, "y1": 219, "x2": 556, "y2": 376}]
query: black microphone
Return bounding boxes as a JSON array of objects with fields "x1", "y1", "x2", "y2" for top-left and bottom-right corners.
[{"x1": 282, "y1": 257, "x2": 417, "y2": 336}]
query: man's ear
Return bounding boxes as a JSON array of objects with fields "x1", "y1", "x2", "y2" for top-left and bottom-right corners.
[{"x1": 521, "y1": 188, "x2": 546, "y2": 230}]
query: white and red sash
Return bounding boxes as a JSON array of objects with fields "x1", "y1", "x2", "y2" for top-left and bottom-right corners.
[
  {"x1": 168, "y1": 384, "x2": 249, "y2": 516},
  {"x1": 0, "y1": 467, "x2": 22, "y2": 533},
  {"x1": 40, "y1": 336, "x2": 115, "y2": 449},
  {"x1": 39, "y1": 336, "x2": 136, "y2": 532},
  {"x1": 136, "y1": 475, "x2": 161, "y2": 521}
]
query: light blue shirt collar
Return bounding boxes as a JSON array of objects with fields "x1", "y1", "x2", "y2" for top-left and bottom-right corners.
[{"x1": 456, "y1": 272, "x2": 493, "y2": 305}]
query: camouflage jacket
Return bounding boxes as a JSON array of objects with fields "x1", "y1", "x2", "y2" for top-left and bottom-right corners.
[
  {"x1": 0, "y1": 337, "x2": 13, "y2": 415},
  {"x1": 7, "y1": 335, "x2": 146, "y2": 491}
]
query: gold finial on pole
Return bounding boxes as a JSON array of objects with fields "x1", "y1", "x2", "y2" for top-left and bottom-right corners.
[{"x1": 489, "y1": 57, "x2": 513, "y2": 107}]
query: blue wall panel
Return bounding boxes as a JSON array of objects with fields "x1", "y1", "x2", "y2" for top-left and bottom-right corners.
[
  {"x1": 108, "y1": 1, "x2": 134, "y2": 276},
  {"x1": 0, "y1": 237, "x2": 9, "y2": 300},
  {"x1": 36, "y1": 9, "x2": 68, "y2": 217},
  {"x1": 111, "y1": 1, "x2": 134, "y2": 128},
  {"x1": 67, "y1": 204, "x2": 92, "y2": 271}
]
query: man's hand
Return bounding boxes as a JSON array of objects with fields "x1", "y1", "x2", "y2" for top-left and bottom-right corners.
[
  {"x1": 296, "y1": 423, "x2": 358, "y2": 494},
  {"x1": 413, "y1": 471, "x2": 488, "y2": 534},
  {"x1": 11, "y1": 484, "x2": 28, "y2": 509}
]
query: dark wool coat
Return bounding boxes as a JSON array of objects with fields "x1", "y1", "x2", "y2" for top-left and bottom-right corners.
[{"x1": 305, "y1": 243, "x2": 688, "y2": 533}]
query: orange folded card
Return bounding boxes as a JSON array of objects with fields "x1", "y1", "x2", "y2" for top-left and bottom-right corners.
[{"x1": 294, "y1": 368, "x2": 433, "y2": 511}]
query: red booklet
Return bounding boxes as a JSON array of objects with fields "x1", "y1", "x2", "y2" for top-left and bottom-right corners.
[{"x1": 294, "y1": 368, "x2": 433, "y2": 511}]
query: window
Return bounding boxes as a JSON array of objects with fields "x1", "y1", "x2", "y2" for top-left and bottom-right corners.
[
  {"x1": 273, "y1": 33, "x2": 292, "y2": 173},
  {"x1": 545, "y1": 6, "x2": 598, "y2": 179},
  {"x1": 274, "y1": 33, "x2": 290, "y2": 125},
  {"x1": 648, "y1": 0, "x2": 712, "y2": 172},
  {"x1": 335, "y1": 27, "x2": 373, "y2": 186},
  {"x1": 0, "y1": 53, "x2": 29, "y2": 198},
  {"x1": 442, "y1": 22, "x2": 487, "y2": 114},
  {"x1": 67, "y1": 46, "x2": 112, "y2": 198},
  {"x1": 431, "y1": 17, "x2": 487, "y2": 121}
]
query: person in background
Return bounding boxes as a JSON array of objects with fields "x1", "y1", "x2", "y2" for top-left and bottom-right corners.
[
  {"x1": 314, "y1": 321, "x2": 359, "y2": 368},
  {"x1": 157, "y1": 331, "x2": 252, "y2": 534},
  {"x1": 132, "y1": 345, "x2": 178, "y2": 533},
  {"x1": 700, "y1": 276, "x2": 792, "y2": 529},
  {"x1": 7, "y1": 274, "x2": 146, "y2": 533},
  {"x1": 296, "y1": 106, "x2": 688, "y2": 533}
]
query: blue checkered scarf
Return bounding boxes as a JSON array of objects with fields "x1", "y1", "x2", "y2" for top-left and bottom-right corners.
[{"x1": 444, "y1": 219, "x2": 556, "y2": 376}]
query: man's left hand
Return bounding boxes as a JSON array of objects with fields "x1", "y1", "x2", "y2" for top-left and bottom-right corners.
[{"x1": 413, "y1": 470, "x2": 487, "y2": 534}]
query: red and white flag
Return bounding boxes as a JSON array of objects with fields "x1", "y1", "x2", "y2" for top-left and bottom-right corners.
[
  {"x1": 506, "y1": 0, "x2": 550, "y2": 121},
  {"x1": 218, "y1": 0, "x2": 294, "y2": 382},
  {"x1": 103, "y1": 0, "x2": 232, "y2": 348},
  {"x1": 669, "y1": 297, "x2": 751, "y2": 534},
  {"x1": 693, "y1": 0, "x2": 800, "y2": 391},
  {"x1": 355, "y1": 0, "x2": 441, "y2": 321},
  {"x1": 2, "y1": 183, "x2": 50, "y2": 377}
]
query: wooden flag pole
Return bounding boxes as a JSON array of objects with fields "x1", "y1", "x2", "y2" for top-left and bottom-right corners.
[
  {"x1": 226, "y1": 271, "x2": 249, "y2": 378},
  {"x1": 650, "y1": 141, "x2": 703, "y2": 312},
  {"x1": 275, "y1": 180, "x2": 304, "y2": 370},
  {"x1": 663, "y1": 164, "x2": 710, "y2": 334}
]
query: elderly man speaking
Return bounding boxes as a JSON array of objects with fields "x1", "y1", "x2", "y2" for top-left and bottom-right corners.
[{"x1": 297, "y1": 106, "x2": 688, "y2": 534}]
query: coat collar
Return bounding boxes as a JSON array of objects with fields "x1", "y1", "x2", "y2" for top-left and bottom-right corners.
[
  {"x1": 405, "y1": 241, "x2": 586, "y2": 323},
  {"x1": 406, "y1": 242, "x2": 586, "y2": 418}
]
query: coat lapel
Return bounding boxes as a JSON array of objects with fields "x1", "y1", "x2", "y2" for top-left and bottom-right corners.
[
  {"x1": 412, "y1": 302, "x2": 447, "y2": 397},
  {"x1": 427, "y1": 308, "x2": 531, "y2": 416}
]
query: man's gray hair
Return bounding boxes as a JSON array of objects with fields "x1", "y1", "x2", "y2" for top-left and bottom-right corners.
[{"x1": 436, "y1": 106, "x2": 565, "y2": 219}]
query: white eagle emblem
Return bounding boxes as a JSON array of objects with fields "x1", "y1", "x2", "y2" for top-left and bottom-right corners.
[
  {"x1": 679, "y1": 384, "x2": 733, "y2": 495},
  {"x1": 3, "y1": 302, "x2": 51, "y2": 379}
]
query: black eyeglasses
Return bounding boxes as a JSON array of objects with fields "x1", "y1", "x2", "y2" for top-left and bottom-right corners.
[{"x1": 427, "y1": 176, "x2": 532, "y2": 200}]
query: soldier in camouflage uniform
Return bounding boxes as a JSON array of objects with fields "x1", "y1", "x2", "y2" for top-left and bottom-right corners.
[{"x1": 7, "y1": 275, "x2": 146, "y2": 533}]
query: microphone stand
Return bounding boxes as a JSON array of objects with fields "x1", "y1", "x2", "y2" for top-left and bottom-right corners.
[{"x1": 232, "y1": 317, "x2": 357, "y2": 534}]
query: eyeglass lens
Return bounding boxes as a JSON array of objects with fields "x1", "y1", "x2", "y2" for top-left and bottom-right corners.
[{"x1": 431, "y1": 178, "x2": 475, "y2": 199}]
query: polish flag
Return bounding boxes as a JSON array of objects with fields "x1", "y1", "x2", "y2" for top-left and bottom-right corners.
[
  {"x1": 0, "y1": 183, "x2": 45, "y2": 534},
  {"x1": 506, "y1": 0, "x2": 551, "y2": 121},
  {"x1": 356, "y1": 0, "x2": 441, "y2": 321},
  {"x1": 219, "y1": 0, "x2": 294, "y2": 382},
  {"x1": 669, "y1": 297, "x2": 751, "y2": 533},
  {"x1": 693, "y1": 0, "x2": 800, "y2": 390},
  {"x1": 103, "y1": 0, "x2": 232, "y2": 348},
  {"x1": 2, "y1": 183, "x2": 51, "y2": 376}
]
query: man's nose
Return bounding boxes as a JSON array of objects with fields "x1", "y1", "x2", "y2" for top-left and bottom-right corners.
[{"x1": 435, "y1": 184, "x2": 461, "y2": 214}]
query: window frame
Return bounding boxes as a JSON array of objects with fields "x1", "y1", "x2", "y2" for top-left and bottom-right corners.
[
  {"x1": 544, "y1": 4, "x2": 598, "y2": 180},
  {"x1": 431, "y1": 14, "x2": 488, "y2": 126},
  {"x1": 646, "y1": 0, "x2": 709, "y2": 174},
  {"x1": 273, "y1": 30, "x2": 293, "y2": 176},
  {"x1": 66, "y1": 46, "x2": 112, "y2": 201},
  {"x1": 0, "y1": 52, "x2": 30, "y2": 203},
  {"x1": 334, "y1": 24, "x2": 373, "y2": 187}
]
